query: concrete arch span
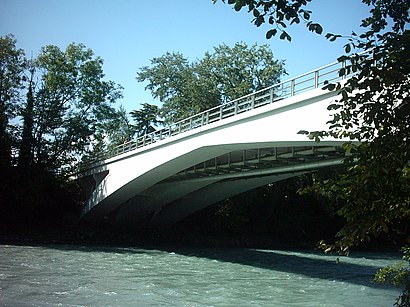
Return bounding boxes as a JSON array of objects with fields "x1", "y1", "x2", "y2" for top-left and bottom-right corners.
[{"x1": 79, "y1": 83, "x2": 351, "y2": 228}]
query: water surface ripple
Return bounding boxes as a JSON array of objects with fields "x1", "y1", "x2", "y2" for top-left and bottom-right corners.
[{"x1": 0, "y1": 244, "x2": 401, "y2": 306}]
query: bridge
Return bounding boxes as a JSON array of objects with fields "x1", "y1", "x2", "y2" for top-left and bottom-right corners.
[{"x1": 79, "y1": 60, "x2": 352, "y2": 229}]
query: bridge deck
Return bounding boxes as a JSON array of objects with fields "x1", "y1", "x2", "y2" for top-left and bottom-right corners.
[{"x1": 80, "y1": 59, "x2": 350, "y2": 174}]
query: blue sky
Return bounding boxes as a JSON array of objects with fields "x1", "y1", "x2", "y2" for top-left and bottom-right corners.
[{"x1": 1, "y1": 0, "x2": 371, "y2": 112}]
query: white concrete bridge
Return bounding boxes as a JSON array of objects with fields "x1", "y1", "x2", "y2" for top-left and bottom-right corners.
[{"x1": 79, "y1": 61, "x2": 351, "y2": 229}]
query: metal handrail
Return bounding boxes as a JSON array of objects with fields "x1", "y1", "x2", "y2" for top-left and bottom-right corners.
[{"x1": 80, "y1": 59, "x2": 350, "y2": 171}]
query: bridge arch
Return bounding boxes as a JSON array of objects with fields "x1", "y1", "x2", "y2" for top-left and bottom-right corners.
[{"x1": 79, "y1": 62, "x2": 352, "y2": 228}]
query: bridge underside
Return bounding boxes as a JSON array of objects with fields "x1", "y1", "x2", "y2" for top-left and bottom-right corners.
[
  {"x1": 79, "y1": 83, "x2": 352, "y2": 229},
  {"x1": 81, "y1": 144, "x2": 346, "y2": 229}
]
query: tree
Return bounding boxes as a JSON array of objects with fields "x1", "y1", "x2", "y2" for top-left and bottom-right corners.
[
  {"x1": 0, "y1": 34, "x2": 26, "y2": 167},
  {"x1": 18, "y1": 67, "x2": 35, "y2": 168},
  {"x1": 137, "y1": 52, "x2": 193, "y2": 124},
  {"x1": 107, "y1": 105, "x2": 137, "y2": 146},
  {"x1": 130, "y1": 103, "x2": 162, "y2": 137},
  {"x1": 218, "y1": 0, "x2": 409, "y2": 249},
  {"x1": 92, "y1": 105, "x2": 137, "y2": 154},
  {"x1": 202, "y1": 43, "x2": 286, "y2": 102},
  {"x1": 218, "y1": 0, "x2": 409, "y2": 304},
  {"x1": 137, "y1": 42, "x2": 285, "y2": 124},
  {"x1": 307, "y1": 2, "x2": 409, "y2": 252},
  {"x1": 30, "y1": 43, "x2": 123, "y2": 173}
]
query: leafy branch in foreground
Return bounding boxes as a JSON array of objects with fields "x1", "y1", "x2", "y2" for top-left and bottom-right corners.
[
  {"x1": 218, "y1": 0, "x2": 410, "y2": 254},
  {"x1": 305, "y1": 26, "x2": 410, "y2": 255},
  {"x1": 373, "y1": 247, "x2": 410, "y2": 306},
  {"x1": 214, "y1": 0, "x2": 323, "y2": 41},
  {"x1": 217, "y1": 1, "x2": 409, "y2": 303}
]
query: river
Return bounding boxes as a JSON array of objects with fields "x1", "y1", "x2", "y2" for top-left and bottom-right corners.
[{"x1": 0, "y1": 244, "x2": 401, "y2": 306}]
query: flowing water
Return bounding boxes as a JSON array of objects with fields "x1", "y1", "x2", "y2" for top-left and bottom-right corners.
[{"x1": 0, "y1": 244, "x2": 401, "y2": 306}]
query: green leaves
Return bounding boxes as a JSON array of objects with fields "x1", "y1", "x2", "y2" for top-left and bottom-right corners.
[
  {"x1": 266, "y1": 29, "x2": 277, "y2": 39},
  {"x1": 0, "y1": 34, "x2": 26, "y2": 167},
  {"x1": 325, "y1": 33, "x2": 342, "y2": 42},
  {"x1": 297, "y1": 130, "x2": 309, "y2": 135},
  {"x1": 307, "y1": 22, "x2": 323, "y2": 34},
  {"x1": 137, "y1": 42, "x2": 286, "y2": 124},
  {"x1": 373, "y1": 247, "x2": 410, "y2": 306},
  {"x1": 221, "y1": 0, "x2": 322, "y2": 42},
  {"x1": 312, "y1": 35, "x2": 410, "y2": 255},
  {"x1": 300, "y1": 9, "x2": 311, "y2": 20},
  {"x1": 219, "y1": 3, "x2": 410, "y2": 303},
  {"x1": 324, "y1": 83, "x2": 337, "y2": 91},
  {"x1": 279, "y1": 31, "x2": 291, "y2": 41},
  {"x1": 31, "y1": 43, "x2": 123, "y2": 171},
  {"x1": 130, "y1": 103, "x2": 162, "y2": 137}
]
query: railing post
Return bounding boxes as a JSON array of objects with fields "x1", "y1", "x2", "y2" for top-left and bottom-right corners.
[
  {"x1": 314, "y1": 70, "x2": 319, "y2": 88},
  {"x1": 234, "y1": 100, "x2": 238, "y2": 115},
  {"x1": 290, "y1": 79, "x2": 295, "y2": 96},
  {"x1": 251, "y1": 94, "x2": 255, "y2": 109},
  {"x1": 219, "y1": 105, "x2": 223, "y2": 120},
  {"x1": 270, "y1": 88, "x2": 274, "y2": 103}
]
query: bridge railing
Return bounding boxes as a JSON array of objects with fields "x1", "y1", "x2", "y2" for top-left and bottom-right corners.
[{"x1": 80, "y1": 59, "x2": 350, "y2": 170}]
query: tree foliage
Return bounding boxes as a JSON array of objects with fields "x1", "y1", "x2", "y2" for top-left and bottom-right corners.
[
  {"x1": 214, "y1": 0, "x2": 322, "y2": 41},
  {"x1": 218, "y1": 0, "x2": 409, "y2": 303},
  {"x1": 202, "y1": 43, "x2": 286, "y2": 102},
  {"x1": 0, "y1": 34, "x2": 26, "y2": 167},
  {"x1": 0, "y1": 37, "x2": 124, "y2": 174},
  {"x1": 130, "y1": 103, "x2": 162, "y2": 137},
  {"x1": 91, "y1": 105, "x2": 137, "y2": 154},
  {"x1": 218, "y1": 0, "x2": 409, "y2": 250},
  {"x1": 0, "y1": 37, "x2": 126, "y2": 233},
  {"x1": 136, "y1": 42, "x2": 285, "y2": 124},
  {"x1": 18, "y1": 72, "x2": 35, "y2": 168},
  {"x1": 373, "y1": 247, "x2": 410, "y2": 306},
  {"x1": 307, "y1": 2, "x2": 409, "y2": 253},
  {"x1": 29, "y1": 43, "x2": 123, "y2": 172}
]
